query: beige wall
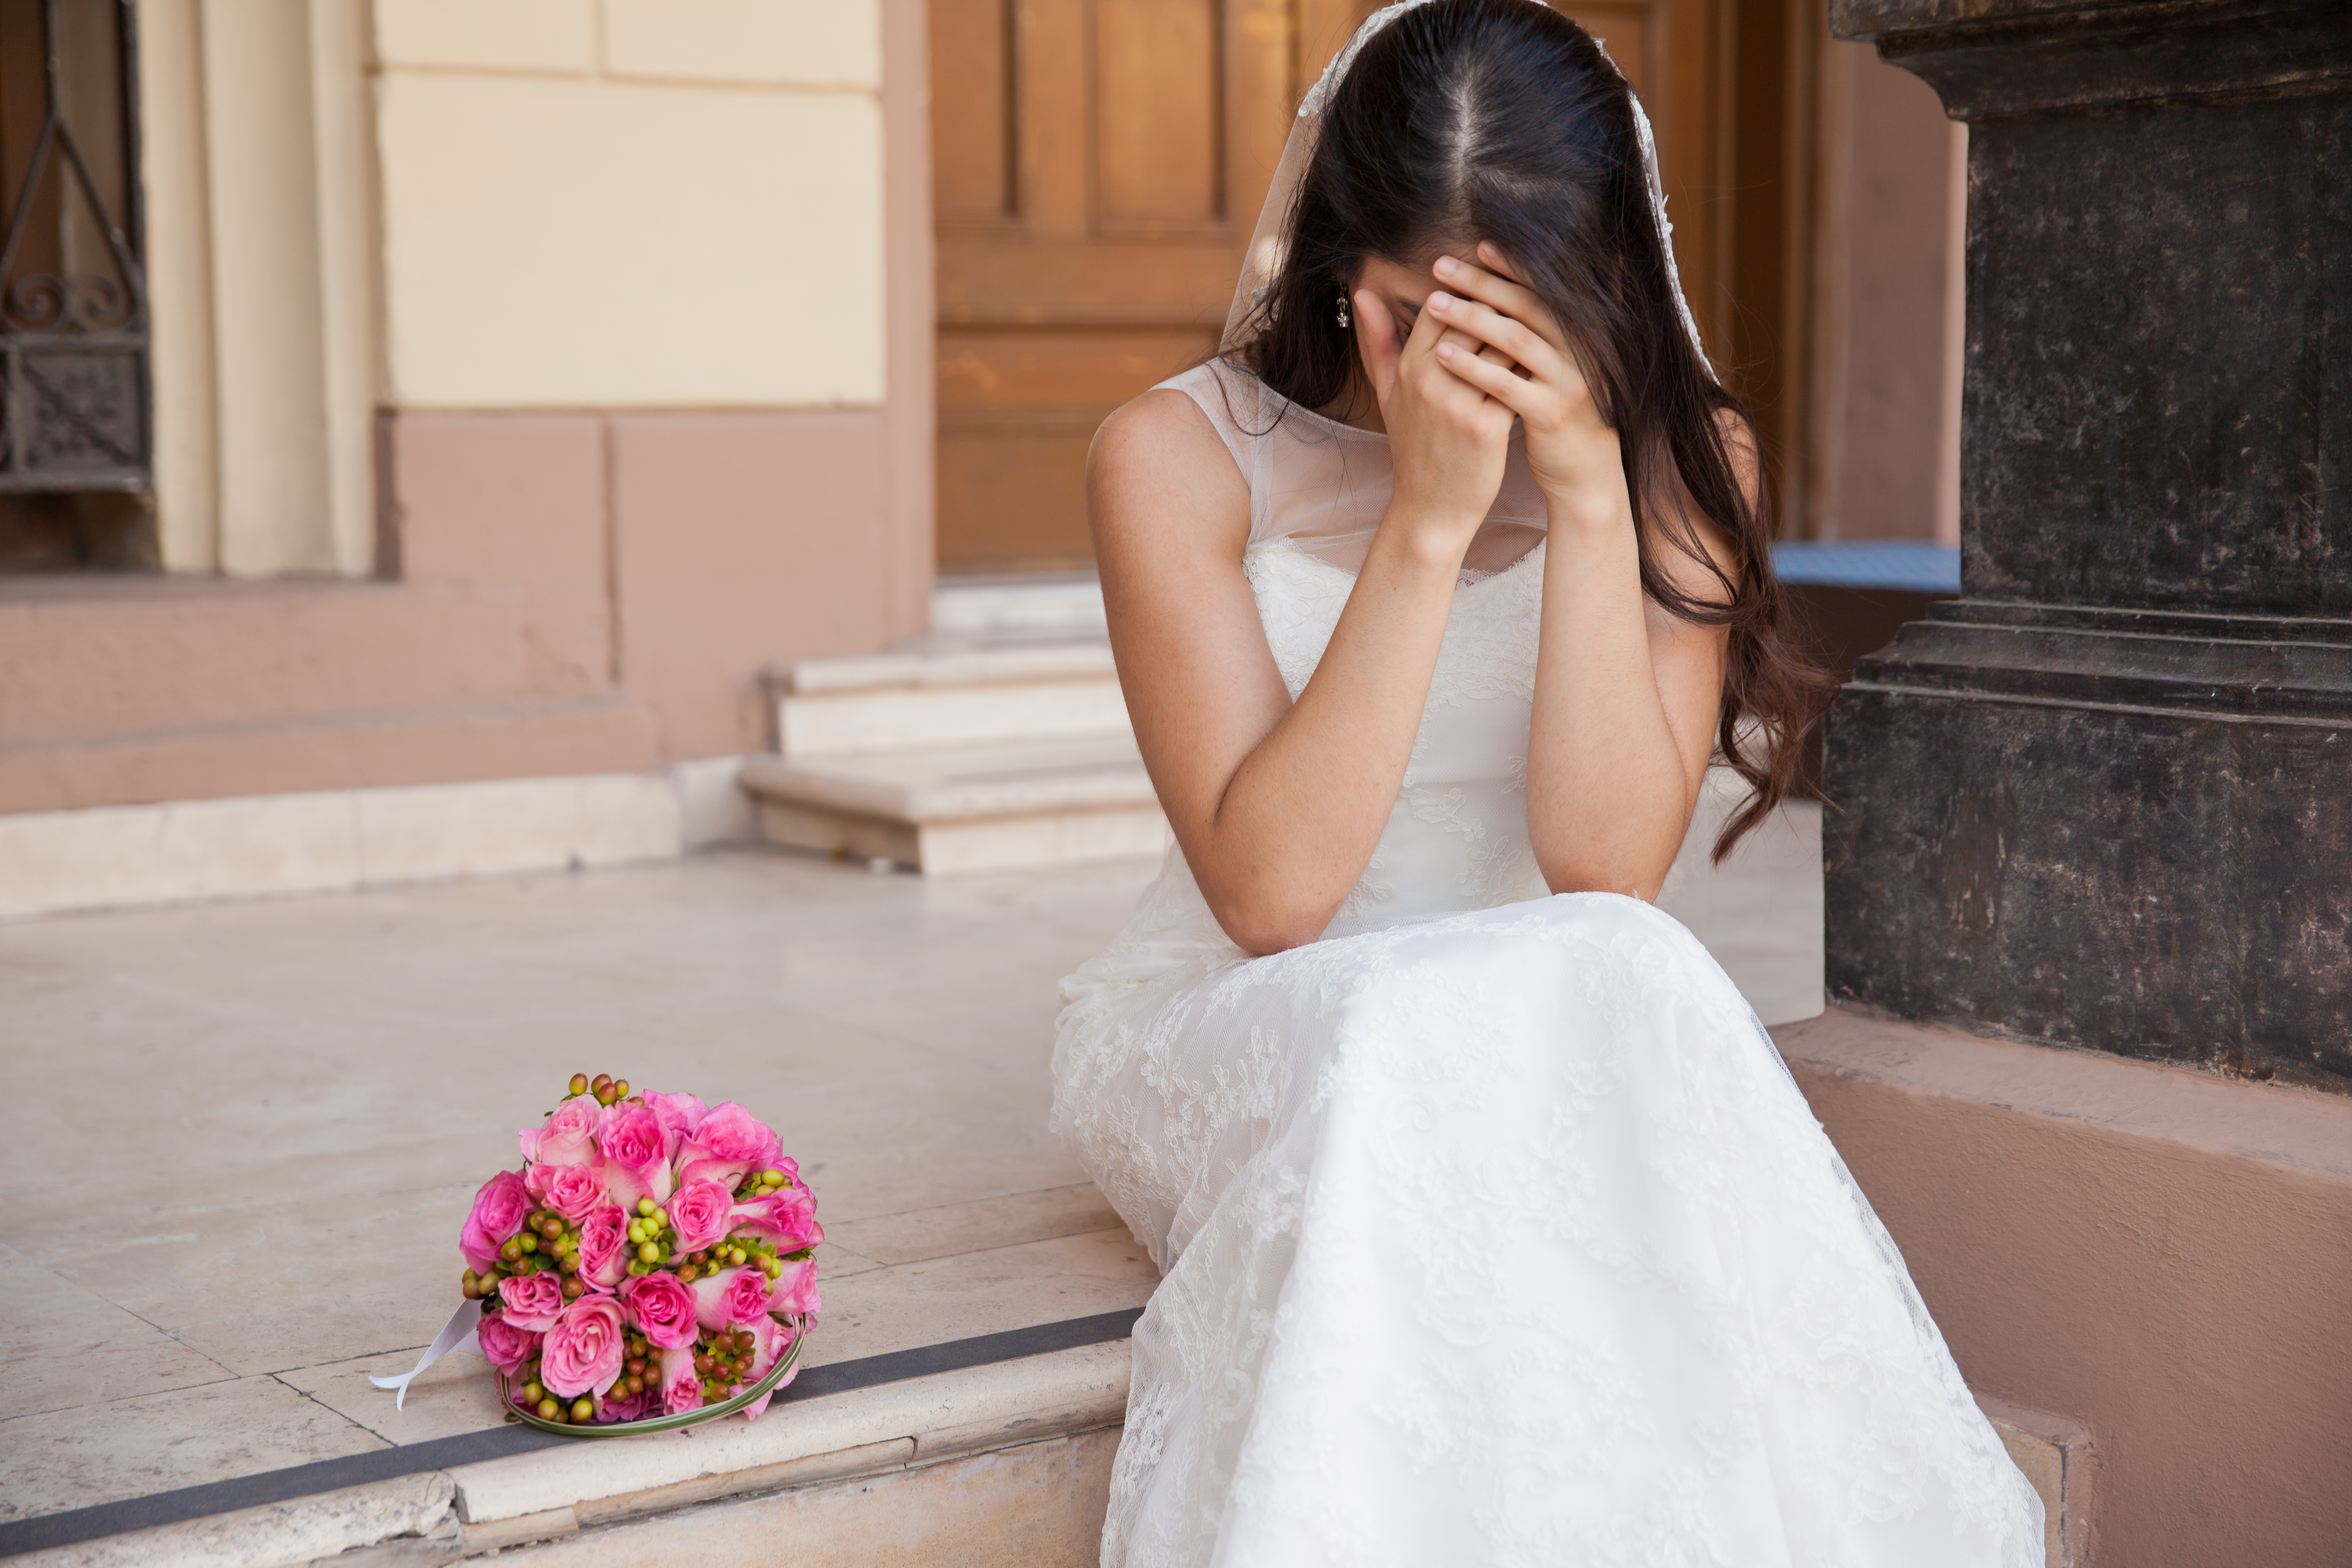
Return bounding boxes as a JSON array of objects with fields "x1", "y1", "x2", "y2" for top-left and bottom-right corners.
[
  {"x1": 368, "y1": 0, "x2": 933, "y2": 765},
  {"x1": 134, "y1": 0, "x2": 892, "y2": 573},
  {"x1": 137, "y1": 0, "x2": 380, "y2": 576},
  {"x1": 25, "y1": 0, "x2": 932, "y2": 809},
  {"x1": 1807, "y1": 39, "x2": 1965, "y2": 543},
  {"x1": 372, "y1": 0, "x2": 886, "y2": 409}
]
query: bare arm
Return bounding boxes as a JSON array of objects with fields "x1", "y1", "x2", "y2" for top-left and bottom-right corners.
[
  {"x1": 1422, "y1": 246, "x2": 1749, "y2": 899},
  {"x1": 1091, "y1": 301, "x2": 1515, "y2": 954}
]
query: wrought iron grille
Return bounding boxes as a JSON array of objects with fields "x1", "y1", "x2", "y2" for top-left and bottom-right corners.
[{"x1": 0, "y1": 0, "x2": 146, "y2": 493}]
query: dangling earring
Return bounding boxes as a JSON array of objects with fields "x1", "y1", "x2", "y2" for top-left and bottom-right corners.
[{"x1": 1336, "y1": 290, "x2": 1351, "y2": 330}]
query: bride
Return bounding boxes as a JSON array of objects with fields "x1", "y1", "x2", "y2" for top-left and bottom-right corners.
[{"x1": 1051, "y1": 1, "x2": 2044, "y2": 1563}]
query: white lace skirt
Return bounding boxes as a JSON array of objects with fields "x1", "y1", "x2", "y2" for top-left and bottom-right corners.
[{"x1": 1051, "y1": 891, "x2": 2044, "y2": 1568}]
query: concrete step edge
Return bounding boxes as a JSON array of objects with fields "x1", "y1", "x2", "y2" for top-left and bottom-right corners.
[
  {"x1": 449, "y1": 1339, "x2": 1132, "y2": 1536},
  {"x1": 740, "y1": 747, "x2": 1157, "y2": 823},
  {"x1": 770, "y1": 639, "x2": 1116, "y2": 696}
]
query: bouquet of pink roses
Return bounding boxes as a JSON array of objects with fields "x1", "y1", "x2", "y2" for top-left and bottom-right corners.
[{"x1": 454, "y1": 1071, "x2": 821, "y2": 1429}]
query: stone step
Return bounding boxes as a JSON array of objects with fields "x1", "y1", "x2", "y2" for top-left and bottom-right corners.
[
  {"x1": 742, "y1": 734, "x2": 1167, "y2": 875},
  {"x1": 28, "y1": 1345, "x2": 2076, "y2": 1568},
  {"x1": 931, "y1": 572, "x2": 1106, "y2": 639},
  {"x1": 19, "y1": 1338, "x2": 1131, "y2": 1568},
  {"x1": 769, "y1": 638, "x2": 1128, "y2": 760}
]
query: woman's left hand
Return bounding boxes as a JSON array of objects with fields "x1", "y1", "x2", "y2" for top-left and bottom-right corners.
[{"x1": 1424, "y1": 244, "x2": 1628, "y2": 530}]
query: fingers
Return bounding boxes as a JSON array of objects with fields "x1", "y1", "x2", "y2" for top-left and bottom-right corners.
[
  {"x1": 1433, "y1": 249, "x2": 1568, "y2": 355},
  {"x1": 1425, "y1": 288, "x2": 1556, "y2": 378},
  {"x1": 1434, "y1": 337, "x2": 1539, "y2": 417}
]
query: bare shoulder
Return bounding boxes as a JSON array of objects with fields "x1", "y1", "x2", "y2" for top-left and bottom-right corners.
[{"x1": 1088, "y1": 385, "x2": 1248, "y2": 559}]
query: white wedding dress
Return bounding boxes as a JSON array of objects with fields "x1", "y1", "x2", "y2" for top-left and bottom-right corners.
[{"x1": 1051, "y1": 360, "x2": 2044, "y2": 1568}]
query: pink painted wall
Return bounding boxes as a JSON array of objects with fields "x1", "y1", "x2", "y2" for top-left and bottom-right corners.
[{"x1": 1780, "y1": 1010, "x2": 2352, "y2": 1566}]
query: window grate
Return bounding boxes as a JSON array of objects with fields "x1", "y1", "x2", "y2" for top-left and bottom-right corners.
[{"x1": 0, "y1": 0, "x2": 147, "y2": 494}]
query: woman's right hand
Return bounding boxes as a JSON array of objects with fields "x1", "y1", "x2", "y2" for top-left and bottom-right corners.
[{"x1": 1354, "y1": 284, "x2": 1516, "y2": 563}]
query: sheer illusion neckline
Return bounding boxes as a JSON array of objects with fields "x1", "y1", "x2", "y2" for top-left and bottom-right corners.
[
  {"x1": 1286, "y1": 399, "x2": 1389, "y2": 441},
  {"x1": 1259, "y1": 536, "x2": 1548, "y2": 589}
]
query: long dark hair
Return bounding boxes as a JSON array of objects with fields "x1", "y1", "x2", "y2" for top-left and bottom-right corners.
[{"x1": 1232, "y1": 0, "x2": 1830, "y2": 860}]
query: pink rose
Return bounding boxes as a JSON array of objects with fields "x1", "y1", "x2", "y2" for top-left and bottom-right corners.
[
  {"x1": 597, "y1": 1104, "x2": 675, "y2": 1212},
  {"x1": 526, "y1": 1162, "x2": 607, "y2": 1225},
  {"x1": 674, "y1": 1102, "x2": 779, "y2": 1191},
  {"x1": 619, "y1": 1271, "x2": 699, "y2": 1350},
  {"x1": 540, "y1": 1295, "x2": 627, "y2": 1399},
  {"x1": 574, "y1": 1204, "x2": 630, "y2": 1291},
  {"x1": 596, "y1": 1384, "x2": 652, "y2": 1424},
  {"x1": 741, "y1": 1316, "x2": 800, "y2": 1422},
  {"x1": 771, "y1": 1256, "x2": 821, "y2": 1320},
  {"x1": 497, "y1": 1271, "x2": 566, "y2": 1332},
  {"x1": 520, "y1": 1095, "x2": 604, "y2": 1168},
  {"x1": 729, "y1": 1188, "x2": 822, "y2": 1253},
  {"x1": 644, "y1": 1091, "x2": 707, "y2": 1143},
  {"x1": 688, "y1": 1264, "x2": 773, "y2": 1331},
  {"x1": 658, "y1": 1342, "x2": 703, "y2": 1415},
  {"x1": 474, "y1": 1310, "x2": 541, "y2": 1375},
  {"x1": 665, "y1": 1179, "x2": 734, "y2": 1254},
  {"x1": 460, "y1": 1170, "x2": 532, "y2": 1274}
]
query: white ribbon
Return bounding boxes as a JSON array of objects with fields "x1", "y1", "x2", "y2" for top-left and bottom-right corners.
[{"x1": 369, "y1": 1301, "x2": 483, "y2": 1411}]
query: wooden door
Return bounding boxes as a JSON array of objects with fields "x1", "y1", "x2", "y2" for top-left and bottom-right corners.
[
  {"x1": 930, "y1": 0, "x2": 1730, "y2": 575},
  {"x1": 1564, "y1": 0, "x2": 1727, "y2": 356}
]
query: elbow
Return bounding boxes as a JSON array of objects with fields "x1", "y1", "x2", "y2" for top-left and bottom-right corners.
[
  {"x1": 1219, "y1": 912, "x2": 1328, "y2": 959},
  {"x1": 1536, "y1": 852, "x2": 1670, "y2": 906},
  {"x1": 1204, "y1": 888, "x2": 1333, "y2": 958}
]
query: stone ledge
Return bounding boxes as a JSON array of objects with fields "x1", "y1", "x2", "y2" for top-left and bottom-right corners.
[
  {"x1": 465, "y1": 1428, "x2": 1120, "y2": 1568},
  {"x1": 1777, "y1": 1007, "x2": 2352, "y2": 1179},
  {"x1": 1977, "y1": 1396, "x2": 2096, "y2": 1568},
  {"x1": 0, "y1": 761, "x2": 755, "y2": 922},
  {"x1": 445, "y1": 1340, "x2": 1130, "y2": 1527},
  {"x1": 5, "y1": 1343, "x2": 1132, "y2": 1568},
  {"x1": 9, "y1": 1476, "x2": 457, "y2": 1568}
]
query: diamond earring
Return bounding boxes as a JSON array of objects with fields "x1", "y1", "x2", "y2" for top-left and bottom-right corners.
[{"x1": 1336, "y1": 290, "x2": 1352, "y2": 330}]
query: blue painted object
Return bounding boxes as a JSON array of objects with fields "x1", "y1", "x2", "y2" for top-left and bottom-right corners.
[{"x1": 1770, "y1": 541, "x2": 1960, "y2": 594}]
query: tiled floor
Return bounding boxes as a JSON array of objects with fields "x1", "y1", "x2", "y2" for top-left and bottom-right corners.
[{"x1": 0, "y1": 788, "x2": 1821, "y2": 1525}]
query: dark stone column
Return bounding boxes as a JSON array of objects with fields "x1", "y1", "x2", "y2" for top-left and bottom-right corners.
[{"x1": 1821, "y1": 0, "x2": 2352, "y2": 1086}]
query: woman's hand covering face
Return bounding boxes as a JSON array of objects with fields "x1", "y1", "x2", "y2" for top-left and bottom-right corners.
[
  {"x1": 1423, "y1": 244, "x2": 1628, "y2": 531},
  {"x1": 1351, "y1": 265, "x2": 1517, "y2": 559}
]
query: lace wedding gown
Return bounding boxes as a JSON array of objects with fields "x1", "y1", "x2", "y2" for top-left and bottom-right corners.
[{"x1": 1052, "y1": 361, "x2": 2044, "y2": 1568}]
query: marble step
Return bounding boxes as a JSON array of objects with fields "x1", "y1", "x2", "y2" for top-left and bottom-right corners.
[
  {"x1": 768, "y1": 638, "x2": 1129, "y2": 760},
  {"x1": 741, "y1": 734, "x2": 1168, "y2": 875}
]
